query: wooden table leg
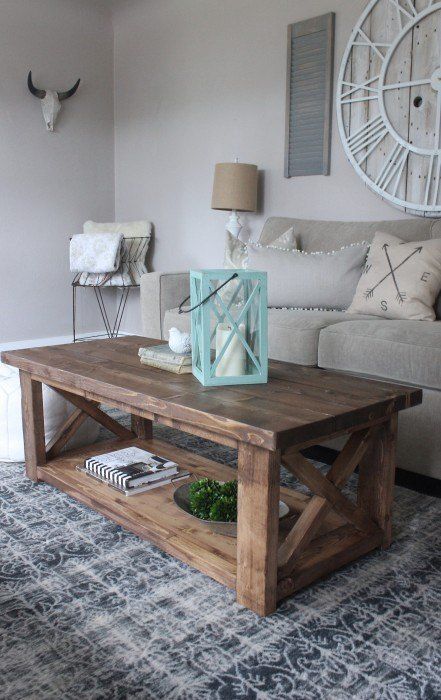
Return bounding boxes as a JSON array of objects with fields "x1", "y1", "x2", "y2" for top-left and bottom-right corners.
[
  {"x1": 357, "y1": 414, "x2": 398, "y2": 548},
  {"x1": 131, "y1": 415, "x2": 153, "y2": 440},
  {"x1": 19, "y1": 371, "x2": 46, "y2": 482},
  {"x1": 236, "y1": 443, "x2": 280, "y2": 616}
]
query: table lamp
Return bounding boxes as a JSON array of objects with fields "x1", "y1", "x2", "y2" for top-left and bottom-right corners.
[{"x1": 211, "y1": 160, "x2": 258, "y2": 238}]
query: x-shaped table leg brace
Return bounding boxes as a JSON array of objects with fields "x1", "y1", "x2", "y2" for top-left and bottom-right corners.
[
  {"x1": 51, "y1": 387, "x2": 134, "y2": 444},
  {"x1": 278, "y1": 428, "x2": 379, "y2": 579}
]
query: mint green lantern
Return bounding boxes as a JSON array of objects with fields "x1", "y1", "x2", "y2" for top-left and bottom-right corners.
[{"x1": 188, "y1": 269, "x2": 268, "y2": 386}]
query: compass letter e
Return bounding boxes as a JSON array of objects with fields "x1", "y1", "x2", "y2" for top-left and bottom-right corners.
[{"x1": 365, "y1": 245, "x2": 423, "y2": 304}]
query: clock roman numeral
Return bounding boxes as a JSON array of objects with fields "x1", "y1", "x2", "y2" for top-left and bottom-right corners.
[
  {"x1": 424, "y1": 155, "x2": 441, "y2": 207},
  {"x1": 340, "y1": 76, "x2": 379, "y2": 105},
  {"x1": 389, "y1": 146, "x2": 409, "y2": 197},
  {"x1": 375, "y1": 143, "x2": 409, "y2": 193},
  {"x1": 353, "y1": 28, "x2": 391, "y2": 60},
  {"x1": 403, "y1": 0, "x2": 417, "y2": 15},
  {"x1": 347, "y1": 116, "x2": 388, "y2": 165},
  {"x1": 387, "y1": 0, "x2": 416, "y2": 29}
]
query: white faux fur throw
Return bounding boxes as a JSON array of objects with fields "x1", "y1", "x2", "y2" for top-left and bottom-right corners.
[
  {"x1": 83, "y1": 220, "x2": 151, "y2": 240},
  {"x1": 70, "y1": 232, "x2": 123, "y2": 273}
]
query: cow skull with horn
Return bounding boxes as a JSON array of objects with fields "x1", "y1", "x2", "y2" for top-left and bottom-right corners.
[{"x1": 27, "y1": 71, "x2": 81, "y2": 131}]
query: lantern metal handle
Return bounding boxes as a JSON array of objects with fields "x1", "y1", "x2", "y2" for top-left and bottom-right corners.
[{"x1": 178, "y1": 273, "x2": 239, "y2": 314}]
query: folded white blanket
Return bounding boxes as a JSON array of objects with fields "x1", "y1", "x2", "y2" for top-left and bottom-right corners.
[{"x1": 70, "y1": 232, "x2": 123, "y2": 273}]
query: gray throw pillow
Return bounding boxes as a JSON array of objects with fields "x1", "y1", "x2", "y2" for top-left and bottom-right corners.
[{"x1": 246, "y1": 242, "x2": 369, "y2": 310}]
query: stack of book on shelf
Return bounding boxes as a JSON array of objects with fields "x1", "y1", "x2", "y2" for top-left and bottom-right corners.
[
  {"x1": 138, "y1": 344, "x2": 192, "y2": 374},
  {"x1": 77, "y1": 446, "x2": 189, "y2": 496}
]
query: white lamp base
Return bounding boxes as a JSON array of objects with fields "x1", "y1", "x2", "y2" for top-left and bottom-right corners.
[{"x1": 226, "y1": 210, "x2": 242, "y2": 238}]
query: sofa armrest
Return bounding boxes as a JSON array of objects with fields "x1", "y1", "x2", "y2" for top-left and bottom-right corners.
[{"x1": 140, "y1": 271, "x2": 189, "y2": 340}]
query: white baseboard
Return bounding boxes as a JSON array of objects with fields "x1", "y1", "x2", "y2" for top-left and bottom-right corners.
[{"x1": 0, "y1": 331, "x2": 129, "y2": 354}]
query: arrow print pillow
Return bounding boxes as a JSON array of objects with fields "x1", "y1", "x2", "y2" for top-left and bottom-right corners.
[{"x1": 348, "y1": 232, "x2": 441, "y2": 321}]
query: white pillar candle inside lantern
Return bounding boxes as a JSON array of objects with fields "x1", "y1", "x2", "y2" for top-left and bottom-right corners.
[{"x1": 215, "y1": 323, "x2": 246, "y2": 377}]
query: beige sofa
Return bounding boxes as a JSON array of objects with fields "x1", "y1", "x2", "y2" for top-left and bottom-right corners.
[{"x1": 140, "y1": 217, "x2": 441, "y2": 482}]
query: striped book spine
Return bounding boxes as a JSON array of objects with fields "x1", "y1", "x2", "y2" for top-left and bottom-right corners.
[
  {"x1": 85, "y1": 459, "x2": 134, "y2": 489},
  {"x1": 83, "y1": 457, "x2": 178, "y2": 489}
]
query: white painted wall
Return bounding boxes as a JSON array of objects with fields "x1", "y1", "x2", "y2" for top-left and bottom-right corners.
[
  {"x1": 113, "y1": 0, "x2": 413, "y2": 334},
  {"x1": 0, "y1": 0, "x2": 418, "y2": 344},
  {"x1": 0, "y1": 0, "x2": 115, "y2": 344}
]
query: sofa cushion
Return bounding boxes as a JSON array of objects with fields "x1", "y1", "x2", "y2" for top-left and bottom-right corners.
[
  {"x1": 266, "y1": 310, "x2": 369, "y2": 365},
  {"x1": 319, "y1": 319, "x2": 441, "y2": 390},
  {"x1": 163, "y1": 308, "x2": 378, "y2": 367}
]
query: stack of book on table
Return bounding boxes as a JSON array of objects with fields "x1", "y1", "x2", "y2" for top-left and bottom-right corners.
[
  {"x1": 78, "y1": 446, "x2": 189, "y2": 496},
  {"x1": 138, "y1": 344, "x2": 192, "y2": 374}
]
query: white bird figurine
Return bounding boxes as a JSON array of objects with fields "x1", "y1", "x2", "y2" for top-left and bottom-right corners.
[{"x1": 168, "y1": 327, "x2": 192, "y2": 355}]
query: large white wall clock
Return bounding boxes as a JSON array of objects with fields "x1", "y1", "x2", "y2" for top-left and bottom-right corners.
[{"x1": 337, "y1": 0, "x2": 441, "y2": 216}]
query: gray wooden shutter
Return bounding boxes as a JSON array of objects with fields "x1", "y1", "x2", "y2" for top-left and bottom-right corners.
[{"x1": 285, "y1": 13, "x2": 335, "y2": 178}]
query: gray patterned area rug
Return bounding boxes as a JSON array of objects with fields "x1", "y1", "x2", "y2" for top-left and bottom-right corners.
[{"x1": 1, "y1": 411, "x2": 441, "y2": 700}]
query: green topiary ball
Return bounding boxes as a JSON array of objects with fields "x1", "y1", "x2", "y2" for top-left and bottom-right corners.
[
  {"x1": 188, "y1": 478, "x2": 222, "y2": 520},
  {"x1": 188, "y1": 478, "x2": 238, "y2": 522},
  {"x1": 209, "y1": 494, "x2": 237, "y2": 522}
]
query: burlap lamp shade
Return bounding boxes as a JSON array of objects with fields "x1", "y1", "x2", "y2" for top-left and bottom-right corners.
[{"x1": 211, "y1": 163, "x2": 258, "y2": 212}]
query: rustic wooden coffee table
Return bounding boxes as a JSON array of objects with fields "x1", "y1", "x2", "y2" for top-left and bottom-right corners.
[{"x1": 2, "y1": 336, "x2": 422, "y2": 616}]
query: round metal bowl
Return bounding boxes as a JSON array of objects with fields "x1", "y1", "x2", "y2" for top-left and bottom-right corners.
[{"x1": 173, "y1": 482, "x2": 290, "y2": 538}]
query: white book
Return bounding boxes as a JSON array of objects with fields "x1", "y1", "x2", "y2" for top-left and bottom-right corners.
[
  {"x1": 86, "y1": 446, "x2": 177, "y2": 469},
  {"x1": 77, "y1": 465, "x2": 190, "y2": 496}
]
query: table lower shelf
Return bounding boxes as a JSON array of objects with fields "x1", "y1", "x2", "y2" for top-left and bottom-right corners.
[{"x1": 36, "y1": 436, "x2": 383, "y2": 601}]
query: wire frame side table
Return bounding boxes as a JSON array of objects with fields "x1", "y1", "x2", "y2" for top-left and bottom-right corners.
[{"x1": 72, "y1": 281, "x2": 138, "y2": 342}]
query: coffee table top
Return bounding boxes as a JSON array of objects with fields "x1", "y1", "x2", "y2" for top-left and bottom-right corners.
[{"x1": 2, "y1": 336, "x2": 422, "y2": 450}]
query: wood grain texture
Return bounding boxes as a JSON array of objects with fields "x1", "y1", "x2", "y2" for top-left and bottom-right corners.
[
  {"x1": 131, "y1": 415, "x2": 153, "y2": 440},
  {"x1": 19, "y1": 370, "x2": 46, "y2": 481},
  {"x1": 7, "y1": 338, "x2": 419, "y2": 615},
  {"x1": 278, "y1": 428, "x2": 372, "y2": 575},
  {"x1": 236, "y1": 444, "x2": 280, "y2": 616},
  {"x1": 277, "y1": 524, "x2": 383, "y2": 601},
  {"x1": 155, "y1": 415, "x2": 238, "y2": 449},
  {"x1": 357, "y1": 414, "x2": 398, "y2": 547},
  {"x1": 407, "y1": 4, "x2": 438, "y2": 212},
  {"x1": 52, "y1": 387, "x2": 133, "y2": 440},
  {"x1": 38, "y1": 436, "x2": 238, "y2": 589},
  {"x1": 1, "y1": 336, "x2": 422, "y2": 452},
  {"x1": 46, "y1": 408, "x2": 88, "y2": 459},
  {"x1": 35, "y1": 435, "x2": 341, "y2": 594},
  {"x1": 337, "y1": 0, "x2": 441, "y2": 216},
  {"x1": 282, "y1": 451, "x2": 377, "y2": 534}
]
